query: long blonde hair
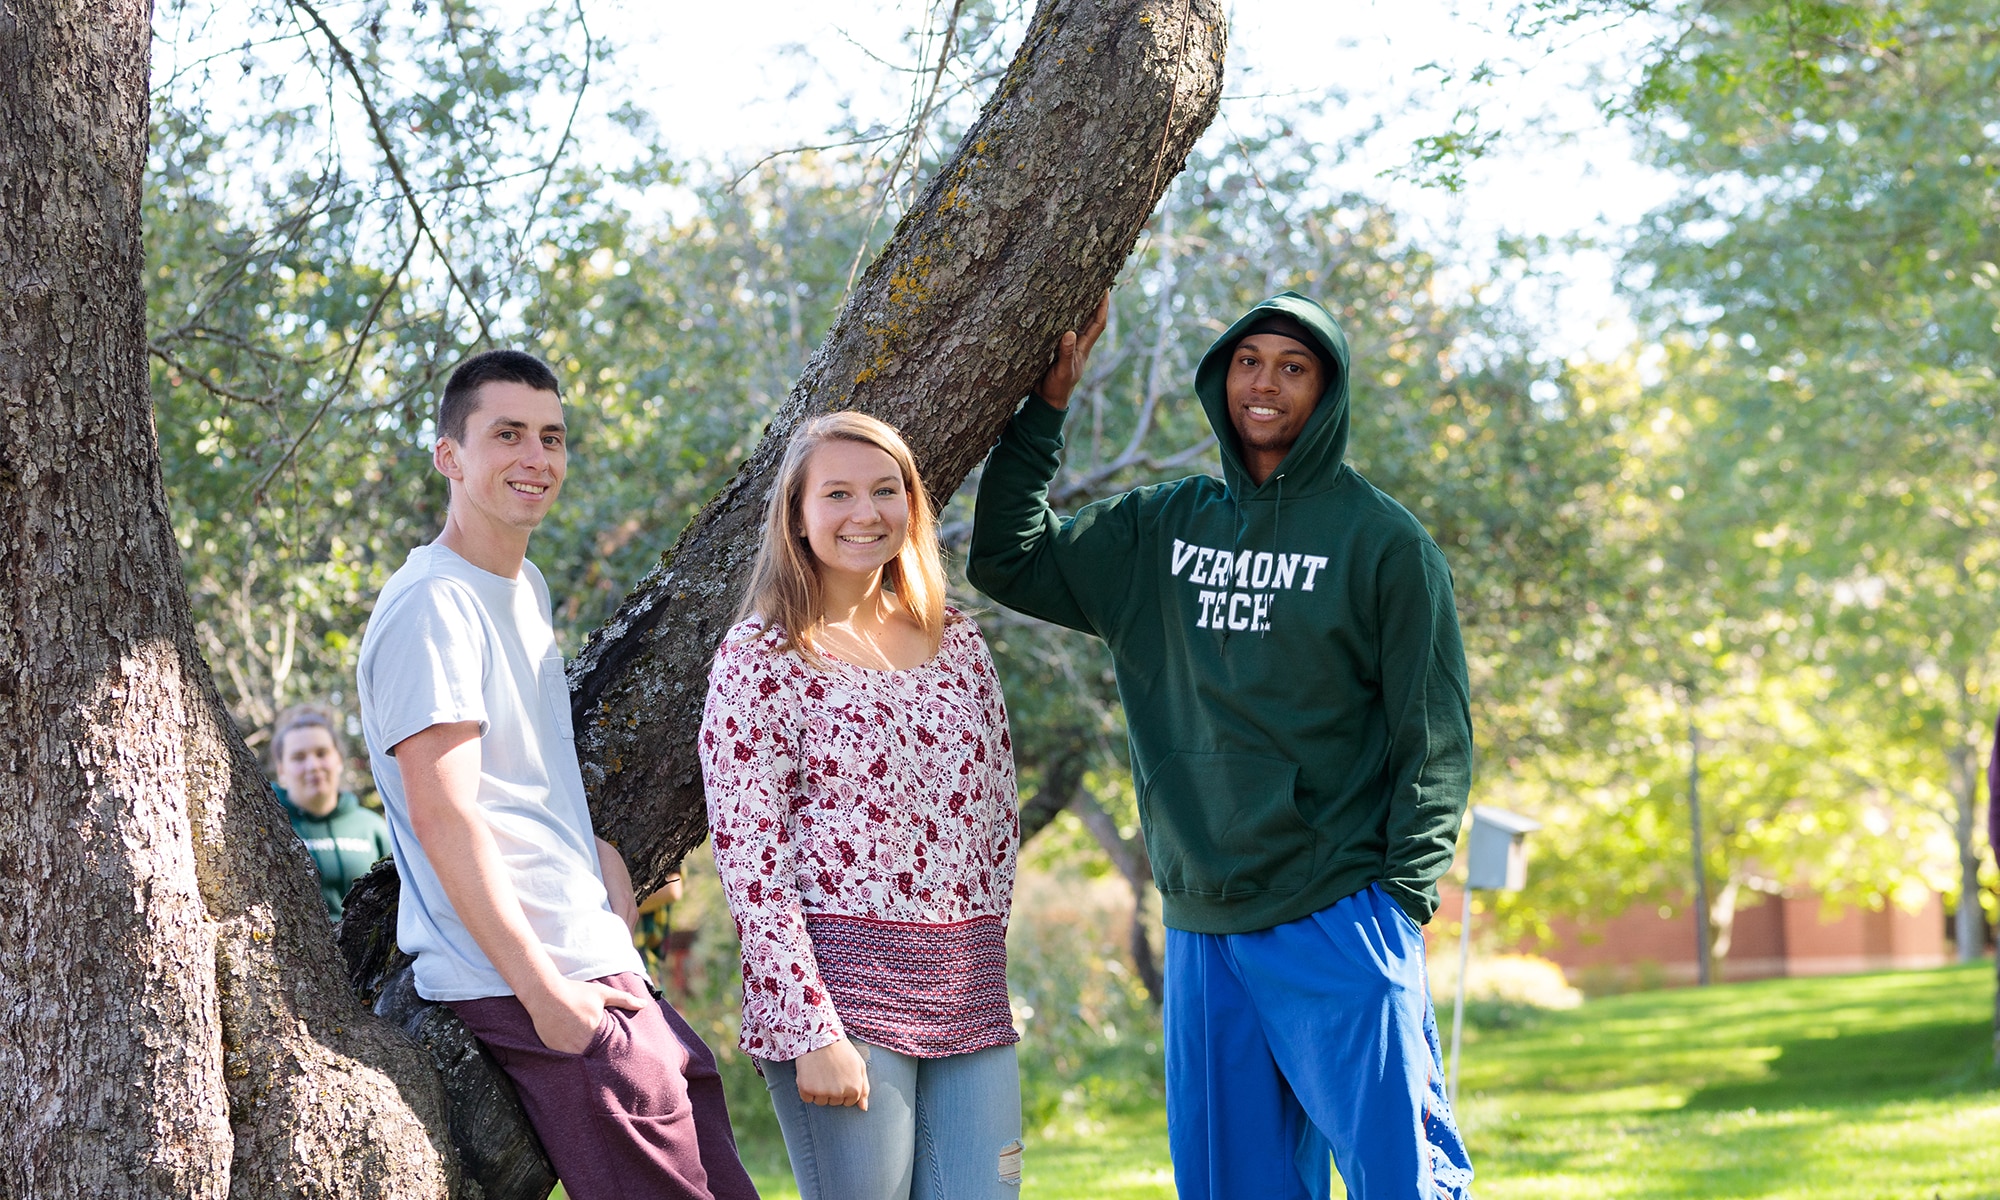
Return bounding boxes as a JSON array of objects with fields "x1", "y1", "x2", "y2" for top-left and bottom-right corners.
[{"x1": 739, "y1": 411, "x2": 950, "y2": 663}]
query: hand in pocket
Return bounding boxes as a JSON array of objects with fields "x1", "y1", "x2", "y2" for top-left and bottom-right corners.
[{"x1": 526, "y1": 976, "x2": 647, "y2": 1055}]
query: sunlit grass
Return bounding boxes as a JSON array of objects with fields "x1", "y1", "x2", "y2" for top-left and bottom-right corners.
[
  {"x1": 1460, "y1": 962, "x2": 2000, "y2": 1200},
  {"x1": 578, "y1": 964, "x2": 2000, "y2": 1198}
]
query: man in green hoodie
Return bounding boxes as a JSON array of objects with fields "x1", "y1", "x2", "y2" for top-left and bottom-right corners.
[{"x1": 968, "y1": 292, "x2": 1473, "y2": 1199}]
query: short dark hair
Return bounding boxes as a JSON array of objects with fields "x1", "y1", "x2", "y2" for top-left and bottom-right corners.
[
  {"x1": 439, "y1": 349, "x2": 561, "y2": 444},
  {"x1": 269, "y1": 703, "x2": 346, "y2": 769}
]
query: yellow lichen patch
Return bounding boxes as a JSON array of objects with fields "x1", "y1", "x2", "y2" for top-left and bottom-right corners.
[{"x1": 886, "y1": 254, "x2": 936, "y2": 310}]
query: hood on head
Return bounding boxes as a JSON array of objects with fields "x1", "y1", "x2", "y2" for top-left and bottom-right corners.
[{"x1": 1193, "y1": 291, "x2": 1352, "y2": 496}]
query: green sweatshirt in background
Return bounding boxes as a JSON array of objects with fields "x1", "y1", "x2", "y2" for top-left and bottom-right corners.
[
  {"x1": 967, "y1": 291, "x2": 1472, "y2": 934},
  {"x1": 274, "y1": 787, "x2": 393, "y2": 919}
]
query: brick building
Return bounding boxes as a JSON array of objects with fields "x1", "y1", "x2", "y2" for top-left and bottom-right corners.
[{"x1": 1439, "y1": 884, "x2": 1952, "y2": 991}]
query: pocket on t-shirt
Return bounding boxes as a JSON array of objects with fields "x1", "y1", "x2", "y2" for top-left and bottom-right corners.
[{"x1": 541, "y1": 653, "x2": 575, "y2": 740}]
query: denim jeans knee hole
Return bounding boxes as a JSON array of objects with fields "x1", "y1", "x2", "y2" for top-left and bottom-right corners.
[{"x1": 997, "y1": 1138, "x2": 1023, "y2": 1185}]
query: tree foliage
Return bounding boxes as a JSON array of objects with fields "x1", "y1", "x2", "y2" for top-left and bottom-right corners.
[
  {"x1": 153, "y1": 2, "x2": 1669, "y2": 951},
  {"x1": 1324, "y1": 0, "x2": 2000, "y2": 963},
  {"x1": 1625, "y1": 0, "x2": 1999, "y2": 951}
]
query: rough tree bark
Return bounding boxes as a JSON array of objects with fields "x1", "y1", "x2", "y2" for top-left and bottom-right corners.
[
  {"x1": 2, "y1": 4, "x2": 462, "y2": 1196},
  {"x1": 339, "y1": 0, "x2": 1224, "y2": 1190}
]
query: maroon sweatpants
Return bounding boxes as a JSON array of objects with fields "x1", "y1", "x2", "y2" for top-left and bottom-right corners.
[{"x1": 450, "y1": 973, "x2": 760, "y2": 1200}]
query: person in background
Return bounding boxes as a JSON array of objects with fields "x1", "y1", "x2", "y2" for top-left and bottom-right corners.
[
  {"x1": 269, "y1": 702, "x2": 391, "y2": 920},
  {"x1": 701, "y1": 412, "x2": 1024, "y2": 1199}
]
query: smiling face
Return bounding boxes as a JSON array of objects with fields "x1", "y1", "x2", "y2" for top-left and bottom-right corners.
[
  {"x1": 434, "y1": 380, "x2": 567, "y2": 536},
  {"x1": 798, "y1": 438, "x2": 911, "y2": 589},
  {"x1": 275, "y1": 725, "x2": 344, "y2": 817},
  {"x1": 1225, "y1": 333, "x2": 1325, "y2": 484}
]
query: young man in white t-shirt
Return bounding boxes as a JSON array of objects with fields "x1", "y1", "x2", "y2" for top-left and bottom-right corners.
[{"x1": 357, "y1": 349, "x2": 758, "y2": 1200}]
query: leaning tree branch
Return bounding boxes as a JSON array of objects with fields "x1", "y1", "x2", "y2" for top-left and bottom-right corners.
[{"x1": 560, "y1": 0, "x2": 1226, "y2": 900}]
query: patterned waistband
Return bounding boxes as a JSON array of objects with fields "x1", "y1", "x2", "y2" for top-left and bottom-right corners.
[{"x1": 804, "y1": 912, "x2": 1019, "y2": 1058}]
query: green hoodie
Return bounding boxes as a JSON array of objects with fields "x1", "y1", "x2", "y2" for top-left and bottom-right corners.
[
  {"x1": 968, "y1": 291, "x2": 1471, "y2": 934},
  {"x1": 273, "y1": 787, "x2": 393, "y2": 919}
]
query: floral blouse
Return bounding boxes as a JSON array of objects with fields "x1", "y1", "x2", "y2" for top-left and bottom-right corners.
[{"x1": 699, "y1": 612, "x2": 1020, "y2": 1061}]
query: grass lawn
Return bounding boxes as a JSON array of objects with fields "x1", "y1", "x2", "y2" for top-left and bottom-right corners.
[
  {"x1": 583, "y1": 963, "x2": 2000, "y2": 1197},
  {"x1": 1457, "y1": 961, "x2": 2000, "y2": 1200}
]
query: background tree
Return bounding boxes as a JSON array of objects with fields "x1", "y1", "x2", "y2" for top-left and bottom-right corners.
[
  {"x1": 1386, "y1": 0, "x2": 2000, "y2": 1012},
  {"x1": 1622, "y1": 0, "x2": 2000, "y2": 960}
]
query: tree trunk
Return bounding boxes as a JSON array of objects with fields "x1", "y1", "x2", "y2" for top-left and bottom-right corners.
[
  {"x1": 1007, "y1": 749, "x2": 1161, "y2": 1002},
  {"x1": 1072, "y1": 792, "x2": 1164, "y2": 1005},
  {"x1": 1951, "y1": 747, "x2": 1984, "y2": 964},
  {"x1": 1019, "y1": 757, "x2": 1084, "y2": 845},
  {"x1": 2, "y1": 4, "x2": 460, "y2": 1196},
  {"x1": 333, "y1": 0, "x2": 1224, "y2": 1186},
  {"x1": 1706, "y1": 876, "x2": 1741, "y2": 983}
]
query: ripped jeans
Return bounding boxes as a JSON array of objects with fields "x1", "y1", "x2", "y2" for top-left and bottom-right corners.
[{"x1": 760, "y1": 1040, "x2": 1023, "y2": 1199}]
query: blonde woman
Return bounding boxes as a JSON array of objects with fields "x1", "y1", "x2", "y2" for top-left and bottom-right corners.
[{"x1": 699, "y1": 412, "x2": 1023, "y2": 1199}]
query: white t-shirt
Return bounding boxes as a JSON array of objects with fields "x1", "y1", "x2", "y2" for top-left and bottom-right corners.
[{"x1": 356, "y1": 543, "x2": 643, "y2": 1001}]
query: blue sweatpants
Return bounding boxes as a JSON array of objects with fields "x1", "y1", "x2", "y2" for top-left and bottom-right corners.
[{"x1": 1164, "y1": 884, "x2": 1473, "y2": 1200}]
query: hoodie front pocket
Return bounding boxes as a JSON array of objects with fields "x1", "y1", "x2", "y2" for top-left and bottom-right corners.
[{"x1": 1140, "y1": 752, "x2": 1316, "y2": 898}]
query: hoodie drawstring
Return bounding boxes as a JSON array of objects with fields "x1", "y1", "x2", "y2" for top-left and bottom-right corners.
[{"x1": 1264, "y1": 473, "x2": 1284, "y2": 639}]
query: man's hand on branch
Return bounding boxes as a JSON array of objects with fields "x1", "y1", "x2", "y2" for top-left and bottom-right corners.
[{"x1": 1034, "y1": 292, "x2": 1111, "y2": 411}]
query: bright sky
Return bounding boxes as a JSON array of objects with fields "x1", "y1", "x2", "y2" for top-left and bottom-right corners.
[{"x1": 603, "y1": 0, "x2": 1680, "y2": 362}]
